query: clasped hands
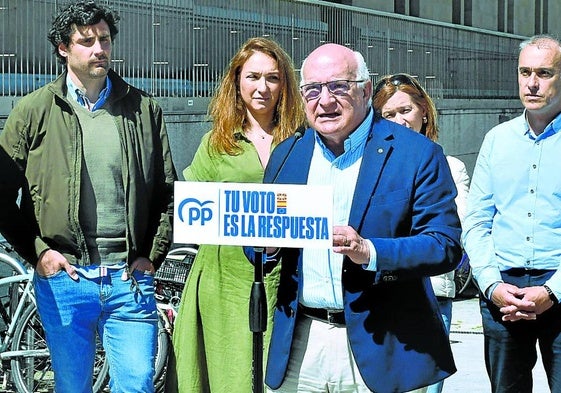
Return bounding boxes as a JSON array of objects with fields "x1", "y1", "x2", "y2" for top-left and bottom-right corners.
[{"x1": 491, "y1": 282, "x2": 555, "y2": 322}]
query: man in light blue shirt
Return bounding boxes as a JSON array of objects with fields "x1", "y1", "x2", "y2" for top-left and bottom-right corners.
[{"x1": 462, "y1": 34, "x2": 561, "y2": 392}]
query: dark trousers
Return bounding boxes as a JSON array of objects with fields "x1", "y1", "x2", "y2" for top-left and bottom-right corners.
[{"x1": 480, "y1": 269, "x2": 561, "y2": 393}]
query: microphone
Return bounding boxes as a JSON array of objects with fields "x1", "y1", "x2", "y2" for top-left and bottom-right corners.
[
  {"x1": 270, "y1": 126, "x2": 305, "y2": 183},
  {"x1": 249, "y1": 129, "x2": 304, "y2": 346}
]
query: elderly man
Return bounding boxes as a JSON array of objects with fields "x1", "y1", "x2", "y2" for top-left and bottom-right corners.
[
  {"x1": 248, "y1": 43, "x2": 462, "y2": 393},
  {"x1": 463, "y1": 34, "x2": 561, "y2": 393}
]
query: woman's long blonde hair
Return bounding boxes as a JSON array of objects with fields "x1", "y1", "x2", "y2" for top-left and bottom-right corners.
[{"x1": 208, "y1": 37, "x2": 305, "y2": 155}]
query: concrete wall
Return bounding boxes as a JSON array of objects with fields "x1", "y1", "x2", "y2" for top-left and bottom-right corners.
[
  {"x1": 0, "y1": 96, "x2": 522, "y2": 181},
  {"x1": 436, "y1": 98, "x2": 522, "y2": 177},
  {"x1": 353, "y1": 0, "x2": 393, "y2": 13},
  {"x1": 420, "y1": 1, "x2": 452, "y2": 23},
  {"x1": 152, "y1": 97, "x2": 212, "y2": 180},
  {"x1": 472, "y1": 0, "x2": 498, "y2": 31},
  {"x1": 549, "y1": 2, "x2": 561, "y2": 35},
  {"x1": 346, "y1": 0, "x2": 561, "y2": 38},
  {"x1": 513, "y1": 0, "x2": 537, "y2": 37}
]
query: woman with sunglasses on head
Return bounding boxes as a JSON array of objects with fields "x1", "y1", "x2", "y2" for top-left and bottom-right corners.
[{"x1": 373, "y1": 73, "x2": 469, "y2": 393}]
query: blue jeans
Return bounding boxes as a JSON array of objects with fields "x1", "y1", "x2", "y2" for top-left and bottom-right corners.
[
  {"x1": 33, "y1": 265, "x2": 158, "y2": 393},
  {"x1": 426, "y1": 297, "x2": 452, "y2": 393},
  {"x1": 480, "y1": 269, "x2": 561, "y2": 393}
]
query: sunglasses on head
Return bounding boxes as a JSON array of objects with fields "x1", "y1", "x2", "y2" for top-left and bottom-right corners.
[{"x1": 373, "y1": 73, "x2": 418, "y2": 97}]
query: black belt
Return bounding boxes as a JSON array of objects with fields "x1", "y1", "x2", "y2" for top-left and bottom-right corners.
[
  {"x1": 299, "y1": 304, "x2": 345, "y2": 326},
  {"x1": 505, "y1": 268, "x2": 553, "y2": 277}
]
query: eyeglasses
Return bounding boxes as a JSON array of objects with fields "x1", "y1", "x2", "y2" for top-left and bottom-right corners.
[
  {"x1": 373, "y1": 73, "x2": 418, "y2": 97},
  {"x1": 300, "y1": 79, "x2": 366, "y2": 101}
]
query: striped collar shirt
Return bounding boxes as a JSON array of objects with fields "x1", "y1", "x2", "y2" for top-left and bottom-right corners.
[{"x1": 299, "y1": 109, "x2": 373, "y2": 309}]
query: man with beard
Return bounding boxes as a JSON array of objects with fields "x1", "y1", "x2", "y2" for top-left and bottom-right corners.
[{"x1": 0, "y1": 1, "x2": 176, "y2": 392}]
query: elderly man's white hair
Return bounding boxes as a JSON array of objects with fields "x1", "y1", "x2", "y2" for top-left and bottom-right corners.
[{"x1": 299, "y1": 47, "x2": 370, "y2": 87}]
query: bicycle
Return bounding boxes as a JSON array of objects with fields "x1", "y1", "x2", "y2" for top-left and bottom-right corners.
[
  {"x1": 0, "y1": 240, "x2": 109, "y2": 392},
  {"x1": 0, "y1": 239, "x2": 196, "y2": 393},
  {"x1": 153, "y1": 244, "x2": 198, "y2": 392},
  {"x1": 0, "y1": 239, "x2": 196, "y2": 392},
  {"x1": 454, "y1": 253, "x2": 477, "y2": 298}
]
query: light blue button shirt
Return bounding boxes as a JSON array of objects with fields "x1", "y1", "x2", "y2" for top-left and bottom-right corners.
[
  {"x1": 300, "y1": 109, "x2": 377, "y2": 309},
  {"x1": 67, "y1": 76, "x2": 112, "y2": 111},
  {"x1": 463, "y1": 111, "x2": 561, "y2": 300}
]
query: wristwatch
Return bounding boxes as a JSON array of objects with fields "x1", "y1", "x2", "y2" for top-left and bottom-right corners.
[{"x1": 543, "y1": 285, "x2": 558, "y2": 305}]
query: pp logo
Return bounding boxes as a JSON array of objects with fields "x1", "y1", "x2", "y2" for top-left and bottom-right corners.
[{"x1": 178, "y1": 198, "x2": 214, "y2": 225}]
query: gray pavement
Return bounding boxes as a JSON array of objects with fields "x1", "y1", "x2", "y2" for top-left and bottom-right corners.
[{"x1": 444, "y1": 296, "x2": 548, "y2": 392}]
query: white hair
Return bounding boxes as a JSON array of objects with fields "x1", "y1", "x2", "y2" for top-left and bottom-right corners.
[
  {"x1": 300, "y1": 48, "x2": 371, "y2": 86},
  {"x1": 519, "y1": 34, "x2": 561, "y2": 53}
]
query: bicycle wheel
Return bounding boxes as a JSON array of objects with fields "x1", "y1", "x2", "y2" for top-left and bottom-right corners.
[
  {"x1": 10, "y1": 303, "x2": 110, "y2": 393},
  {"x1": 93, "y1": 334, "x2": 110, "y2": 392},
  {"x1": 454, "y1": 253, "x2": 474, "y2": 297},
  {"x1": 0, "y1": 252, "x2": 29, "y2": 330},
  {"x1": 10, "y1": 303, "x2": 53, "y2": 392},
  {"x1": 154, "y1": 312, "x2": 171, "y2": 393}
]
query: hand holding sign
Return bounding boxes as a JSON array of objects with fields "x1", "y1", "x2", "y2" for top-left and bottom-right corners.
[{"x1": 333, "y1": 225, "x2": 371, "y2": 265}]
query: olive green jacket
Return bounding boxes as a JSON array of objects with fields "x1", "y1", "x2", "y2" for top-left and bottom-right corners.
[{"x1": 0, "y1": 70, "x2": 177, "y2": 268}]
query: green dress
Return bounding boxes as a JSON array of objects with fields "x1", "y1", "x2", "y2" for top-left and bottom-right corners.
[{"x1": 172, "y1": 131, "x2": 280, "y2": 392}]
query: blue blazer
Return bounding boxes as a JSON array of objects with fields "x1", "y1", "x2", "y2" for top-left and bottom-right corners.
[{"x1": 256, "y1": 117, "x2": 462, "y2": 393}]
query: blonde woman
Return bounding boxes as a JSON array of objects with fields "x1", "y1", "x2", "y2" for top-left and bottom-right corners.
[{"x1": 169, "y1": 37, "x2": 305, "y2": 392}]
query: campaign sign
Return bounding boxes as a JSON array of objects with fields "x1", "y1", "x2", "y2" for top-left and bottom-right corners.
[{"x1": 174, "y1": 181, "x2": 333, "y2": 248}]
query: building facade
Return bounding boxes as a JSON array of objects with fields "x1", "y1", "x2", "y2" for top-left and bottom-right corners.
[
  {"x1": 1, "y1": 0, "x2": 554, "y2": 175},
  {"x1": 349, "y1": 0, "x2": 558, "y2": 38},
  {"x1": 1, "y1": 0, "x2": 529, "y2": 98}
]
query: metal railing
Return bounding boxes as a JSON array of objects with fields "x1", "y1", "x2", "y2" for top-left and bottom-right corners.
[{"x1": 0, "y1": 0, "x2": 526, "y2": 99}]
